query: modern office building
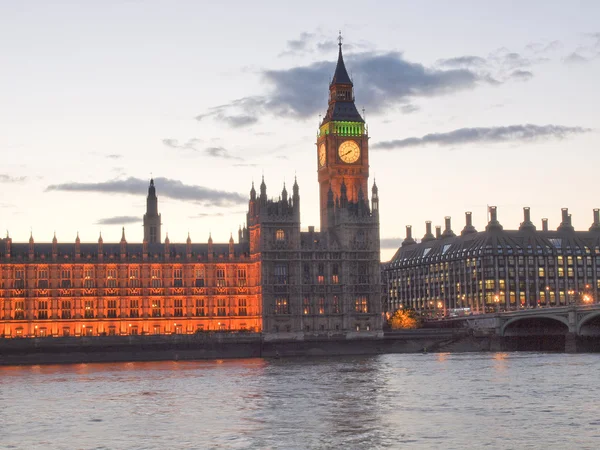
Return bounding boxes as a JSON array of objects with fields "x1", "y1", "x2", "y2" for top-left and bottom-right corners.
[{"x1": 385, "y1": 207, "x2": 600, "y2": 316}]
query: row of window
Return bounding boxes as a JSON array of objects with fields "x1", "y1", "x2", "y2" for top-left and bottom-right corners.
[
  {"x1": 273, "y1": 296, "x2": 369, "y2": 315},
  {"x1": 7, "y1": 298, "x2": 251, "y2": 320}
]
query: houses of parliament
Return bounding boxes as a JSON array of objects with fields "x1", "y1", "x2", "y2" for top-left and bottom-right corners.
[{"x1": 0, "y1": 42, "x2": 383, "y2": 339}]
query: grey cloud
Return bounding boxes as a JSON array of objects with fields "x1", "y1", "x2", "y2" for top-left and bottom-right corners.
[
  {"x1": 280, "y1": 32, "x2": 316, "y2": 55},
  {"x1": 401, "y1": 104, "x2": 420, "y2": 114},
  {"x1": 220, "y1": 114, "x2": 258, "y2": 128},
  {"x1": 564, "y1": 52, "x2": 588, "y2": 64},
  {"x1": 437, "y1": 55, "x2": 487, "y2": 68},
  {"x1": 162, "y1": 138, "x2": 202, "y2": 150},
  {"x1": 0, "y1": 174, "x2": 27, "y2": 183},
  {"x1": 525, "y1": 40, "x2": 562, "y2": 54},
  {"x1": 380, "y1": 237, "x2": 403, "y2": 249},
  {"x1": 163, "y1": 139, "x2": 242, "y2": 160},
  {"x1": 511, "y1": 70, "x2": 533, "y2": 81},
  {"x1": 198, "y1": 51, "x2": 485, "y2": 125},
  {"x1": 96, "y1": 216, "x2": 140, "y2": 225},
  {"x1": 205, "y1": 146, "x2": 243, "y2": 160},
  {"x1": 46, "y1": 177, "x2": 247, "y2": 206},
  {"x1": 373, "y1": 124, "x2": 592, "y2": 150}
]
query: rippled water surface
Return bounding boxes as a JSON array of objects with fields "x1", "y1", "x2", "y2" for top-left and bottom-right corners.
[{"x1": 1, "y1": 353, "x2": 600, "y2": 449}]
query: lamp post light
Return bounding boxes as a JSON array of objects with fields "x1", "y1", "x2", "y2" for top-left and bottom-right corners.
[
  {"x1": 568, "y1": 290, "x2": 575, "y2": 305},
  {"x1": 494, "y1": 294, "x2": 500, "y2": 314}
]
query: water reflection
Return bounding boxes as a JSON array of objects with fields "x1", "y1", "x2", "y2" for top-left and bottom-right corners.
[{"x1": 1, "y1": 354, "x2": 599, "y2": 449}]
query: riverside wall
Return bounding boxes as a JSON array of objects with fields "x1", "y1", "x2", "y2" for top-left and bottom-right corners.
[
  {"x1": 0, "y1": 330, "x2": 490, "y2": 366},
  {"x1": 1, "y1": 330, "x2": 598, "y2": 365}
]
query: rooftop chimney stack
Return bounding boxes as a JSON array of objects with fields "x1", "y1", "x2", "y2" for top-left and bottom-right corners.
[
  {"x1": 422, "y1": 221, "x2": 435, "y2": 242},
  {"x1": 402, "y1": 225, "x2": 416, "y2": 247},
  {"x1": 485, "y1": 206, "x2": 503, "y2": 231},
  {"x1": 461, "y1": 211, "x2": 477, "y2": 236},
  {"x1": 519, "y1": 206, "x2": 535, "y2": 231},
  {"x1": 441, "y1": 216, "x2": 456, "y2": 238},
  {"x1": 590, "y1": 208, "x2": 600, "y2": 232},
  {"x1": 435, "y1": 226, "x2": 442, "y2": 239},
  {"x1": 558, "y1": 207, "x2": 574, "y2": 232},
  {"x1": 542, "y1": 218, "x2": 549, "y2": 232}
]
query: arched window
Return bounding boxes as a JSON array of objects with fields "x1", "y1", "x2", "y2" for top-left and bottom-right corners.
[{"x1": 276, "y1": 229, "x2": 285, "y2": 242}]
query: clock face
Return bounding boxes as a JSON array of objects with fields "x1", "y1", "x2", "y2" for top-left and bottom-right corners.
[
  {"x1": 318, "y1": 144, "x2": 326, "y2": 167},
  {"x1": 338, "y1": 140, "x2": 360, "y2": 164}
]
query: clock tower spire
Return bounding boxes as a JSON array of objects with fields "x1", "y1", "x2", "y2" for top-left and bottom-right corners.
[{"x1": 317, "y1": 34, "x2": 369, "y2": 229}]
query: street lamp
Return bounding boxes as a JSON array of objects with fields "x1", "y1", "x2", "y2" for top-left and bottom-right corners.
[{"x1": 494, "y1": 294, "x2": 500, "y2": 314}]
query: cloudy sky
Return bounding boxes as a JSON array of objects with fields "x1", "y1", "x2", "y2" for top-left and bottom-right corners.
[{"x1": 1, "y1": 1, "x2": 599, "y2": 261}]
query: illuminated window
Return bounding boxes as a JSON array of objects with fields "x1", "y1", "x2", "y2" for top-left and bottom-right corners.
[
  {"x1": 61, "y1": 300, "x2": 71, "y2": 319},
  {"x1": 173, "y1": 267, "x2": 183, "y2": 287},
  {"x1": 106, "y1": 268, "x2": 117, "y2": 288},
  {"x1": 37, "y1": 300, "x2": 48, "y2": 319},
  {"x1": 303, "y1": 297, "x2": 310, "y2": 315},
  {"x1": 129, "y1": 299, "x2": 139, "y2": 318},
  {"x1": 355, "y1": 296, "x2": 368, "y2": 313},
  {"x1": 151, "y1": 268, "x2": 162, "y2": 288},
  {"x1": 174, "y1": 298, "x2": 183, "y2": 317},
  {"x1": 129, "y1": 267, "x2": 140, "y2": 287},
  {"x1": 216, "y1": 268, "x2": 226, "y2": 287},
  {"x1": 13, "y1": 300, "x2": 25, "y2": 319},
  {"x1": 538, "y1": 267, "x2": 545, "y2": 277},
  {"x1": 61, "y1": 268, "x2": 71, "y2": 288},
  {"x1": 318, "y1": 263, "x2": 325, "y2": 285},
  {"x1": 84, "y1": 267, "x2": 95, "y2": 288},
  {"x1": 331, "y1": 264, "x2": 339, "y2": 284},
  {"x1": 153, "y1": 325, "x2": 161, "y2": 335},
  {"x1": 237, "y1": 268, "x2": 247, "y2": 287},
  {"x1": 195, "y1": 299, "x2": 205, "y2": 317},
  {"x1": 318, "y1": 297, "x2": 325, "y2": 314},
  {"x1": 107, "y1": 299, "x2": 117, "y2": 318},
  {"x1": 130, "y1": 326, "x2": 138, "y2": 336},
  {"x1": 276, "y1": 229, "x2": 285, "y2": 242},
  {"x1": 217, "y1": 298, "x2": 226, "y2": 316},
  {"x1": 238, "y1": 298, "x2": 247, "y2": 316},
  {"x1": 275, "y1": 297, "x2": 289, "y2": 314},
  {"x1": 84, "y1": 300, "x2": 94, "y2": 318},
  {"x1": 152, "y1": 299, "x2": 161, "y2": 317}
]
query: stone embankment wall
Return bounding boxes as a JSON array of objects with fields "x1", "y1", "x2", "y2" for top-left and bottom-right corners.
[{"x1": 0, "y1": 330, "x2": 497, "y2": 365}]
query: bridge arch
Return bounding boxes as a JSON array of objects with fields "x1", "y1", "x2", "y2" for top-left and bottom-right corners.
[
  {"x1": 577, "y1": 311, "x2": 600, "y2": 335},
  {"x1": 501, "y1": 315, "x2": 570, "y2": 336}
]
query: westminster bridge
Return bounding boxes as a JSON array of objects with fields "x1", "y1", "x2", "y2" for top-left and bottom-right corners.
[{"x1": 424, "y1": 304, "x2": 600, "y2": 352}]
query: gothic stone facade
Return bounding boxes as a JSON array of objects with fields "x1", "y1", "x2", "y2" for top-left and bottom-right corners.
[{"x1": 0, "y1": 41, "x2": 382, "y2": 339}]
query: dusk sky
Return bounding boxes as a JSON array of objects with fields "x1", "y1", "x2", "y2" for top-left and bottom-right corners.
[{"x1": 1, "y1": 1, "x2": 599, "y2": 261}]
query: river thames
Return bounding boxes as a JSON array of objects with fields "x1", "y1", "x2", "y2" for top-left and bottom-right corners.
[{"x1": 1, "y1": 353, "x2": 599, "y2": 449}]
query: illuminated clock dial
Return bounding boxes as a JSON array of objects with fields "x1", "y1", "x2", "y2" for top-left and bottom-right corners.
[
  {"x1": 338, "y1": 140, "x2": 360, "y2": 164},
  {"x1": 318, "y1": 144, "x2": 326, "y2": 167}
]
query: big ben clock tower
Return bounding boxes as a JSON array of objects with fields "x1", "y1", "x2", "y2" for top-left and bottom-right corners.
[{"x1": 317, "y1": 35, "x2": 369, "y2": 229}]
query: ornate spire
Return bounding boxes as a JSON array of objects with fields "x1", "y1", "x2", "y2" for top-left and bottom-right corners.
[
  {"x1": 322, "y1": 33, "x2": 363, "y2": 125},
  {"x1": 186, "y1": 232, "x2": 192, "y2": 244},
  {"x1": 120, "y1": 227, "x2": 126, "y2": 242},
  {"x1": 331, "y1": 32, "x2": 352, "y2": 85},
  {"x1": 250, "y1": 181, "x2": 256, "y2": 200}
]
